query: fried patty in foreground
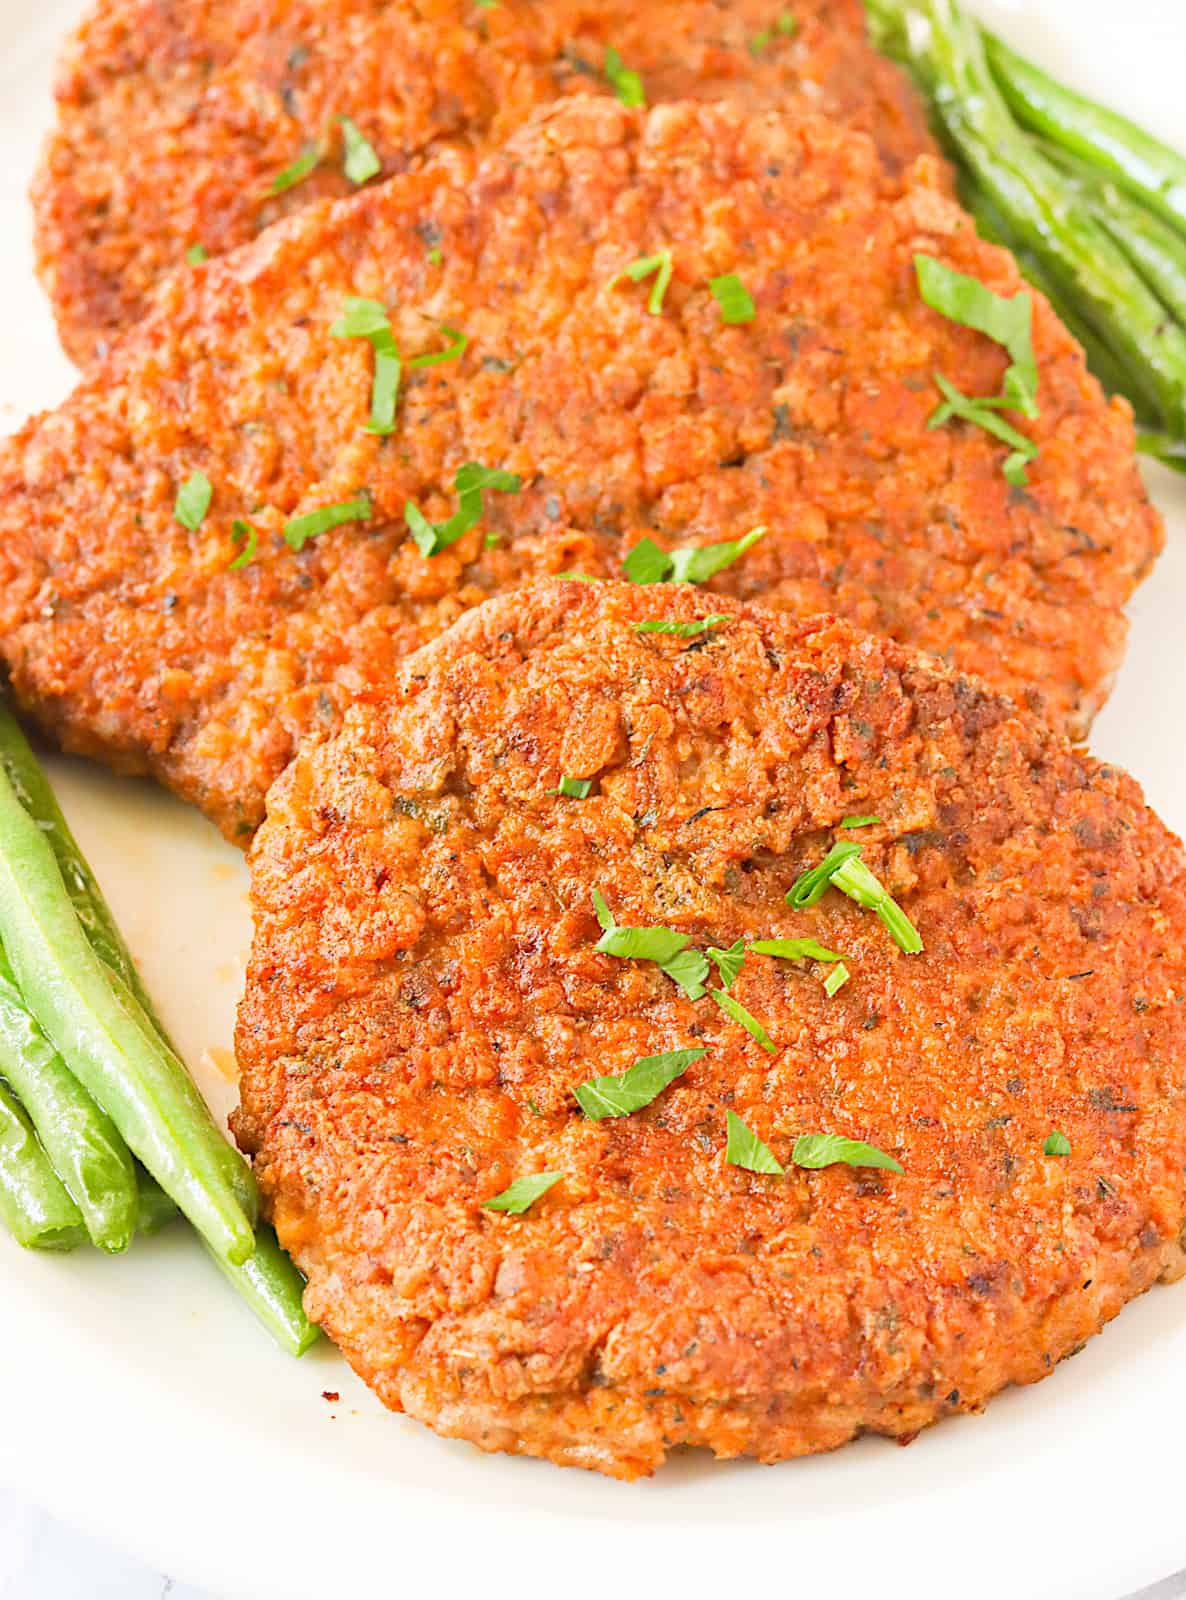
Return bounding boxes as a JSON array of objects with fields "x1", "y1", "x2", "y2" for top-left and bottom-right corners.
[
  {"x1": 0, "y1": 99, "x2": 1160, "y2": 841},
  {"x1": 33, "y1": 0, "x2": 937, "y2": 364},
  {"x1": 235, "y1": 580, "x2": 1186, "y2": 1478}
]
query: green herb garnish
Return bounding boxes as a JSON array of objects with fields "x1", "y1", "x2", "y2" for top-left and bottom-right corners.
[
  {"x1": 749, "y1": 11, "x2": 796, "y2": 51},
  {"x1": 407, "y1": 324, "x2": 468, "y2": 370},
  {"x1": 748, "y1": 937, "x2": 847, "y2": 962},
  {"x1": 709, "y1": 273, "x2": 756, "y2": 325},
  {"x1": 592, "y1": 888, "x2": 615, "y2": 931},
  {"x1": 574, "y1": 1047, "x2": 705, "y2": 1120},
  {"x1": 604, "y1": 46, "x2": 645, "y2": 107},
  {"x1": 622, "y1": 526, "x2": 766, "y2": 586},
  {"x1": 660, "y1": 947, "x2": 711, "y2": 1000},
  {"x1": 830, "y1": 853, "x2": 923, "y2": 955},
  {"x1": 482, "y1": 1172, "x2": 564, "y2": 1213},
  {"x1": 633, "y1": 613, "x2": 731, "y2": 637},
  {"x1": 823, "y1": 963, "x2": 850, "y2": 997},
  {"x1": 591, "y1": 891, "x2": 709, "y2": 998},
  {"x1": 427, "y1": 246, "x2": 443, "y2": 265},
  {"x1": 339, "y1": 115, "x2": 381, "y2": 184},
  {"x1": 609, "y1": 250, "x2": 673, "y2": 315},
  {"x1": 1044, "y1": 1130, "x2": 1071, "y2": 1157},
  {"x1": 726, "y1": 1111, "x2": 784, "y2": 1174},
  {"x1": 268, "y1": 145, "x2": 321, "y2": 195},
  {"x1": 228, "y1": 519, "x2": 258, "y2": 570},
  {"x1": 406, "y1": 462, "x2": 521, "y2": 557},
  {"x1": 929, "y1": 375, "x2": 1039, "y2": 487},
  {"x1": 839, "y1": 814, "x2": 881, "y2": 829},
  {"x1": 549, "y1": 776, "x2": 592, "y2": 798},
  {"x1": 707, "y1": 939, "x2": 745, "y2": 990},
  {"x1": 785, "y1": 840, "x2": 862, "y2": 909},
  {"x1": 712, "y1": 988, "x2": 775, "y2": 1053},
  {"x1": 185, "y1": 243, "x2": 208, "y2": 266},
  {"x1": 284, "y1": 492, "x2": 372, "y2": 551},
  {"x1": 792, "y1": 1133, "x2": 902, "y2": 1173},
  {"x1": 174, "y1": 471, "x2": 212, "y2": 531},
  {"x1": 330, "y1": 297, "x2": 401, "y2": 434}
]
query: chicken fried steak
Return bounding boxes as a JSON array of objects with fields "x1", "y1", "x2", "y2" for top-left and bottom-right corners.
[
  {"x1": 235, "y1": 580, "x2": 1186, "y2": 1478},
  {"x1": 33, "y1": 0, "x2": 937, "y2": 364},
  {"x1": 0, "y1": 99, "x2": 1160, "y2": 840}
]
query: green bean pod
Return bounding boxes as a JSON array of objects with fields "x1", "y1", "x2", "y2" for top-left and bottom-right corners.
[
  {"x1": 985, "y1": 32, "x2": 1186, "y2": 243},
  {"x1": 135, "y1": 1166, "x2": 180, "y2": 1236},
  {"x1": 0, "y1": 760, "x2": 257, "y2": 1265},
  {"x1": 203, "y1": 1225, "x2": 321, "y2": 1357},
  {"x1": 0, "y1": 1078, "x2": 85, "y2": 1251},
  {"x1": 0, "y1": 943, "x2": 138, "y2": 1252}
]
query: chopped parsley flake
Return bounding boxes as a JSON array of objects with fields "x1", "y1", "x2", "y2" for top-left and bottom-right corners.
[
  {"x1": 591, "y1": 891, "x2": 709, "y2": 998},
  {"x1": 726, "y1": 1111, "x2": 784, "y2": 1174},
  {"x1": 609, "y1": 250, "x2": 674, "y2": 315},
  {"x1": 1044, "y1": 1130, "x2": 1072, "y2": 1157},
  {"x1": 592, "y1": 887, "x2": 615, "y2": 932},
  {"x1": 482, "y1": 1172, "x2": 563, "y2": 1213},
  {"x1": 228, "y1": 519, "x2": 258, "y2": 569},
  {"x1": 339, "y1": 115, "x2": 381, "y2": 185},
  {"x1": 709, "y1": 273, "x2": 756, "y2": 324},
  {"x1": 712, "y1": 988, "x2": 776, "y2": 1053},
  {"x1": 604, "y1": 46, "x2": 645, "y2": 107},
  {"x1": 549, "y1": 775, "x2": 592, "y2": 798},
  {"x1": 830, "y1": 853, "x2": 923, "y2": 954},
  {"x1": 749, "y1": 11, "x2": 797, "y2": 51},
  {"x1": 268, "y1": 144, "x2": 321, "y2": 195},
  {"x1": 185, "y1": 243, "x2": 208, "y2": 266},
  {"x1": 823, "y1": 962, "x2": 850, "y2": 997},
  {"x1": 427, "y1": 246, "x2": 443, "y2": 265},
  {"x1": 284, "y1": 492, "x2": 372, "y2": 551},
  {"x1": 929, "y1": 375, "x2": 1039, "y2": 486},
  {"x1": 785, "y1": 840, "x2": 862, "y2": 909},
  {"x1": 406, "y1": 462, "x2": 521, "y2": 557},
  {"x1": 330, "y1": 297, "x2": 402, "y2": 434},
  {"x1": 633, "y1": 613, "x2": 731, "y2": 637},
  {"x1": 792, "y1": 1133, "x2": 903, "y2": 1173},
  {"x1": 839, "y1": 814, "x2": 881, "y2": 829},
  {"x1": 748, "y1": 937, "x2": 847, "y2": 963},
  {"x1": 407, "y1": 324, "x2": 468, "y2": 370},
  {"x1": 707, "y1": 938, "x2": 745, "y2": 990},
  {"x1": 174, "y1": 471, "x2": 212, "y2": 531},
  {"x1": 574, "y1": 1047, "x2": 704, "y2": 1120},
  {"x1": 622, "y1": 526, "x2": 766, "y2": 586}
]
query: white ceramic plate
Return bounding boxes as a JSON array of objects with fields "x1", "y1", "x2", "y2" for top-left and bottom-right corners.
[{"x1": 1, "y1": 2, "x2": 1185, "y2": 1596}]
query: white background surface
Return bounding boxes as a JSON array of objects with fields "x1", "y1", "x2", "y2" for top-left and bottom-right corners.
[{"x1": 3, "y1": 1, "x2": 1186, "y2": 1597}]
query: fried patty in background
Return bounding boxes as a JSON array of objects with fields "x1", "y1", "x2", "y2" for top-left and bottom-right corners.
[
  {"x1": 0, "y1": 100, "x2": 1159, "y2": 841},
  {"x1": 235, "y1": 580, "x2": 1186, "y2": 1477},
  {"x1": 33, "y1": 0, "x2": 937, "y2": 364}
]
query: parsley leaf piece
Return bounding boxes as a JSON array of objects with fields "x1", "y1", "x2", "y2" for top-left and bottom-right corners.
[
  {"x1": 574, "y1": 1047, "x2": 705, "y2": 1120},
  {"x1": 712, "y1": 988, "x2": 776, "y2": 1053},
  {"x1": 830, "y1": 853, "x2": 923, "y2": 955},
  {"x1": 749, "y1": 11, "x2": 796, "y2": 53},
  {"x1": 622, "y1": 536, "x2": 674, "y2": 585},
  {"x1": 284, "y1": 492, "x2": 372, "y2": 551},
  {"x1": 596, "y1": 925, "x2": 691, "y2": 965},
  {"x1": 839, "y1": 814, "x2": 881, "y2": 829},
  {"x1": 407, "y1": 324, "x2": 468, "y2": 369},
  {"x1": 792, "y1": 1133, "x2": 903, "y2": 1173},
  {"x1": 268, "y1": 144, "x2": 321, "y2": 195},
  {"x1": 174, "y1": 471, "x2": 212, "y2": 531},
  {"x1": 549, "y1": 775, "x2": 592, "y2": 798},
  {"x1": 661, "y1": 946, "x2": 711, "y2": 1000},
  {"x1": 604, "y1": 46, "x2": 646, "y2": 108},
  {"x1": 406, "y1": 461, "x2": 521, "y2": 556},
  {"x1": 228, "y1": 519, "x2": 258, "y2": 570},
  {"x1": 668, "y1": 525, "x2": 766, "y2": 583},
  {"x1": 592, "y1": 888, "x2": 616, "y2": 932},
  {"x1": 785, "y1": 839, "x2": 862, "y2": 909},
  {"x1": 609, "y1": 250, "x2": 673, "y2": 315},
  {"x1": 482, "y1": 1172, "x2": 564, "y2": 1213},
  {"x1": 777, "y1": 11, "x2": 797, "y2": 34},
  {"x1": 329, "y1": 298, "x2": 403, "y2": 434},
  {"x1": 748, "y1": 28, "x2": 772, "y2": 55},
  {"x1": 709, "y1": 273, "x2": 756, "y2": 325},
  {"x1": 928, "y1": 375, "x2": 1039, "y2": 484},
  {"x1": 339, "y1": 115, "x2": 381, "y2": 185},
  {"x1": 633, "y1": 613, "x2": 731, "y2": 637},
  {"x1": 748, "y1": 937, "x2": 847, "y2": 963},
  {"x1": 557, "y1": 571, "x2": 602, "y2": 583},
  {"x1": 329, "y1": 296, "x2": 390, "y2": 339},
  {"x1": 707, "y1": 938, "x2": 745, "y2": 990},
  {"x1": 823, "y1": 962, "x2": 850, "y2": 997},
  {"x1": 185, "y1": 243, "x2": 208, "y2": 266},
  {"x1": 1044, "y1": 1130, "x2": 1072, "y2": 1157},
  {"x1": 726, "y1": 1111, "x2": 784, "y2": 1174},
  {"x1": 915, "y1": 255, "x2": 1038, "y2": 417},
  {"x1": 427, "y1": 245, "x2": 443, "y2": 265}
]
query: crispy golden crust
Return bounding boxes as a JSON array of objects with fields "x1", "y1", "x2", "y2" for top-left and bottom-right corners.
[
  {"x1": 235, "y1": 581, "x2": 1186, "y2": 1478},
  {"x1": 32, "y1": 0, "x2": 937, "y2": 363},
  {"x1": 0, "y1": 100, "x2": 1160, "y2": 840}
]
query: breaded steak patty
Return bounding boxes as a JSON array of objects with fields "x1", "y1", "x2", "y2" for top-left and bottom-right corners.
[
  {"x1": 235, "y1": 580, "x2": 1186, "y2": 1478},
  {"x1": 0, "y1": 99, "x2": 1160, "y2": 840},
  {"x1": 33, "y1": 0, "x2": 937, "y2": 363}
]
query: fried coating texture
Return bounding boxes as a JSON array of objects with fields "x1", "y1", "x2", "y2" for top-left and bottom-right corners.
[
  {"x1": 32, "y1": 0, "x2": 937, "y2": 364},
  {"x1": 235, "y1": 580, "x2": 1186, "y2": 1478},
  {"x1": 0, "y1": 100, "x2": 1160, "y2": 840}
]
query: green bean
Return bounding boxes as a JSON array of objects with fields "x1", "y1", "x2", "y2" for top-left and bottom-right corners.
[
  {"x1": 0, "y1": 943, "x2": 137, "y2": 1252},
  {"x1": 0, "y1": 705, "x2": 168, "y2": 1036},
  {"x1": 135, "y1": 1166, "x2": 180, "y2": 1237},
  {"x1": 884, "y1": 0, "x2": 1186, "y2": 435},
  {"x1": 203, "y1": 1225, "x2": 321, "y2": 1357},
  {"x1": 985, "y1": 32, "x2": 1186, "y2": 243},
  {"x1": 0, "y1": 1078, "x2": 85, "y2": 1250},
  {"x1": 0, "y1": 759, "x2": 257, "y2": 1265}
]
